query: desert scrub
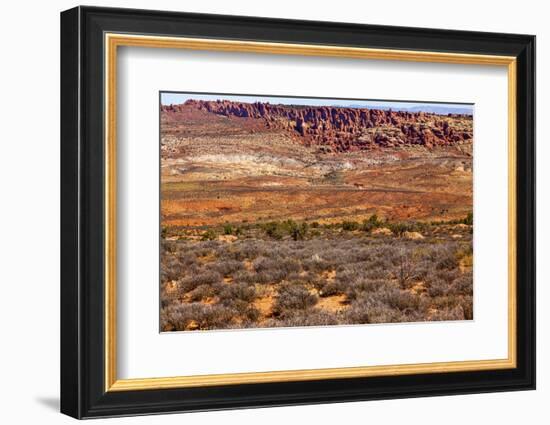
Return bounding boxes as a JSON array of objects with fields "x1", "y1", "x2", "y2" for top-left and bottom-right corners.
[
  {"x1": 219, "y1": 282, "x2": 257, "y2": 304},
  {"x1": 261, "y1": 221, "x2": 285, "y2": 240},
  {"x1": 342, "y1": 220, "x2": 360, "y2": 231},
  {"x1": 252, "y1": 256, "x2": 301, "y2": 284},
  {"x1": 176, "y1": 269, "x2": 222, "y2": 293},
  {"x1": 254, "y1": 253, "x2": 301, "y2": 274},
  {"x1": 429, "y1": 305, "x2": 465, "y2": 321},
  {"x1": 160, "y1": 256, "x2": 186, "y2": 282},
  {"x1": 460, "y1": 295, "x2": 474, "y2": 319},
  {"x1": 377, "y1": 287, "x2": 424, "y2": 312},
  {"x1": 302, "y1": 254, "x2": 332, "y2": 273},
  {"x1": 319, "y1": 280, "x2": 348, "y2": 297},
  {"x1": 161, "y1": 303, "x2": 237, "y2": 331},
  {"x1": 436, "y1": 249, "x2": 460, "y2": 270},
  {"x1": 160, "y1": 228, "x2": 473, "y2": 330},
  {"x1": 386, "y1": 221, "x2": 428, "y2": 236},
  {"x1": 273, "y1": 282, "x2": 318, "y2": 315},
  {"x1": 344, "y1": 278, "x2": 387, "y2": 300},
  {"x1": 211, "y1": 259, "x2": 245, "y2": 276},
  {"x1": 201, "y1": 229, "x2": 218, "y2": 241},
  {"x1": 361, "y1": 214, "x2": 384, "y2": 232},
  {"x1": 344, "y1": 294, "x2": 403, "y2": 324},
  {"x1": 263, "y1": 309, "x2": 340, "y2": 328},
  {"x1": 289, "y1": 221, "x2": 309, "y2": 241},
  {"x1": 450, "y1": 272, "x2": 473, "y2": 296},
  {"x1": 187, "y1": 283, "x2": 223, "y2": 302}
]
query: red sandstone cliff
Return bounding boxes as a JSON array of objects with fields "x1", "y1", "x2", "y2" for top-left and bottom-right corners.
[{"x1": 162, "y1": 100, "x2": 473, "y2": 153}]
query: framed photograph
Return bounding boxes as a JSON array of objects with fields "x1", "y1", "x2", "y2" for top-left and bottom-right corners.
[{"x1": 60, "y1": 6, "x2": 535, "y2": 419}]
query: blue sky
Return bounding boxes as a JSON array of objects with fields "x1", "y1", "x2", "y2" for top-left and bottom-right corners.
[{"x1": 160, "y1": 92, "x2": 473, "y2": 115}]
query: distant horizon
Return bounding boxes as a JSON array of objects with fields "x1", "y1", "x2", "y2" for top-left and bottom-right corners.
[{"x1": 160, "y1": 92, "x2": 474, "y2": 115}]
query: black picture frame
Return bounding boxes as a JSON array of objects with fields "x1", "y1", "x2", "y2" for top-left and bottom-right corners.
[{"x1": 61, "y1": 5, "x2": 535, "y2": 419}]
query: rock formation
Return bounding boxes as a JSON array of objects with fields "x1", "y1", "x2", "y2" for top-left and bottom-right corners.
[{"x1": 162, "y1": 99, "x2": 473, "y2": 153}]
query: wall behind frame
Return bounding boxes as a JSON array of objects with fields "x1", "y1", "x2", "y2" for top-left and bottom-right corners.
[{"x1": 0, "y1": 1, "x2": 544, "y2": 424}]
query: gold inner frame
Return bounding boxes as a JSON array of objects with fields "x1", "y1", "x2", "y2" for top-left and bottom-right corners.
[{"x1": 104, "y1": 33, "x2": 517, "y2": 392}]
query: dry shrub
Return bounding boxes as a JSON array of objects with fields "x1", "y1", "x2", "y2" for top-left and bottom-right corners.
[
  {"x1": 211, "y1": 259, "x2": 245, "y2": 276},
  {"x1": 264, "y1": 309, "x2": 339, "y2": 328},
  {"x1": 378, "y1": 287, "x2": 423, "y2": 312},
  {"x1": 273, "y1": 282, "x2": 318, "y2": 315},
  {"x1": 319, "y1": 280, "x2": 347, "y2": 297},
  {"x1": 160, "y1": 229, "x2": 473, "y2": 329},
  {"x1": 187, "y1": 283, "x2": 222, "y2": 302},
  {"x1": 450, "y1": 273, "x2": 473, "y2": 296},
  {"x1": 344, "y1": 294, "x2": 402, "y2": 324},
  {"x1": 429, "y1": 305, "x2": 465, "y2": 321},
  {"x1": 161, "y1": 303, "x2": 236, "y2": 331},
  {"x1": 177, "y1": 270, "x2": 222, "y2": 293},
  {"x1": 219, "y1": 282, "x2": 257, "y2": 303},
  {"x1": 344, "y1": 278, "x2": 387, "y2": 300},
  {"x1": 460, "y1": 295, "x2": 474, "y2": 319},
  {"x1": 426, "y1": 278, "x2": 449, "y2": 297}
]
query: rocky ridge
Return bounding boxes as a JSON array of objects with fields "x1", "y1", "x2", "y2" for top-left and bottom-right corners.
[{"x1": 162, "y1": 99, "x2": 473, "y2": 153}]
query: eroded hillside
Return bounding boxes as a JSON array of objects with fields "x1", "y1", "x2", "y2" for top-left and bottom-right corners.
[
  {"x1": 160, "y1": 100, "x2": 473, "y2": 227},
  {"x1": 162, "y1": 99, "x2": 473, "y2": 153}
]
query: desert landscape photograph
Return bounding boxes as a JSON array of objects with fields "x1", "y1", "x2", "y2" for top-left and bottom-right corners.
[{"x1": 159, "y1": 92, "x2": 474, "y2": 332}]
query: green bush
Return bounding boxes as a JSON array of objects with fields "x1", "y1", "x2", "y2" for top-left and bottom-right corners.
[
  {"x1": 361, "y1": 214, "x2": 383, "y2": 232},
  {"x1": 289, "y1": 221, "x2": 308, "y2": 241},
  {"x1": 387, "y1": 222, "x2": 412, "y2": 236},
  {"x1": 201, "y1": 229, "x2": 217, "y2": 241},
  {"x1": 462, "y1": 212, "x2": 473, "y2": 225},
  {"x1": 310, "y1": 229, "x2": 321, "y2": 237},
  {"x1": 262, "y1": 221, "x2": 285, "y2": 240},
  {"x1": 261, "y1": 220, "x2": 309, "y2": 240},
  {"x1": 342, "y1": 220, "x2": 360, "y2": 231}
]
